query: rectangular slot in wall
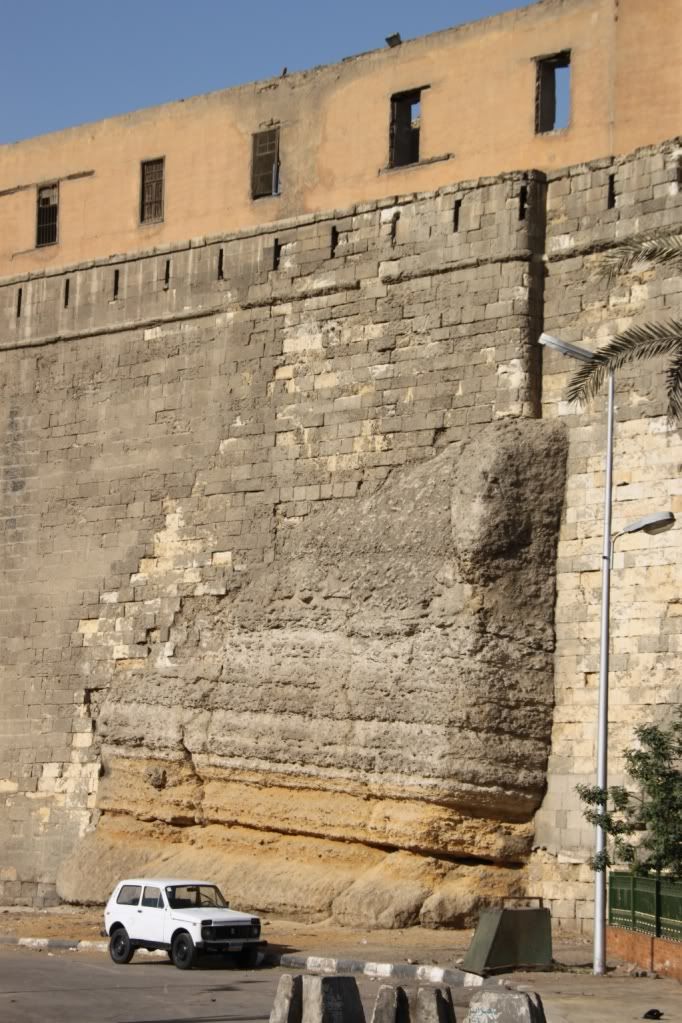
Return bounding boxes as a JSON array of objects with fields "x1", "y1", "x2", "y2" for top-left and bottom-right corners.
[
  {"x1": 272, "y1": 238, "x2": 282, "y2": 271},
  {"x1": 16, "y1": 287, "x2": 22, "y2": 319},
  {"x1": 217, "y1": 248, "x2": 224, "y2": 280},
  {"x1": 519, "y1": 184, "x2": 528, "y2": 221},
  {"x1": 63, "y1": 278, "x2": 70, "y2": 308},
  {"x1": 607, "y1": 173, "x2": 617, "y2": 209},
  {"x1": 535, "y1": 51, "x2": 571, "y2": 133},
  {"x1": 330, "y1": 225, "x2": 339, "y2": 258},
  {"x1": 113, "y1": 269, "x2": 120, "y2": 300},
  {"x1": 453, "y1": 198, "x2": 462, "y2": 232},
  {"x1": 164, "y1": 258, "x2": 171, "y2": 289}
]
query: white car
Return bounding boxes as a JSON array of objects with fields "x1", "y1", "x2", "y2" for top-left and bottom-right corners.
[{"x1": 103, "y1": 877, "x2": 264, "y2": 970}]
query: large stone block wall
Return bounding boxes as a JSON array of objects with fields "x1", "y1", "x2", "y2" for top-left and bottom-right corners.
[
  {"x1": 532, "y1": 142, "x2": 682, "y2": 931},
  {"x1": 0, "y1": 139, "x2": 680, "y2": 932}
]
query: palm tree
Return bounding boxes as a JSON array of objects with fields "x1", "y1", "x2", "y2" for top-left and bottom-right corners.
[{"x1": 566, "y1": 232, "x2": 682, "y2": 422}]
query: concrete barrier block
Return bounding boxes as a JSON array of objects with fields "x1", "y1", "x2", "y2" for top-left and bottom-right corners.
[
  {"x1": 414, "y1": 986, "x2": 457, "y2": 1023},
  {"x1": 465, "y1": 989, "x2": 547, "y2": 1023},
  {"x1": 270, "y1": 974, "x2": 303, "y2": 1023},
  {"x1": 301, "y1": 975, "x2": 366, "y2": 1023},
  {"x1": 370, "y1": 984, "x2": 410, "y2": 1023}
]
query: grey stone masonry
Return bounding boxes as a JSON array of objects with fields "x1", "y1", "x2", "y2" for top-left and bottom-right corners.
[{"x1": 0, "y1": 136, "x2": 681, "y2": 921}]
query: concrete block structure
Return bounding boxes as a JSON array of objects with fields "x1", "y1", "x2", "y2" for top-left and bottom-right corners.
[{"x1": 0, "y1": 0, "x2": 681, "y2": 932}]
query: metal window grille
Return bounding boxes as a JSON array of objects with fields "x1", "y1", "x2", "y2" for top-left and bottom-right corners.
[
  {"x1": 36, "y1": 184, "x2": 58, "y2": 247},
  {"x1": 251, "y1": 128, "x2": 280, "y2": 199},
  {"x1": 140, "y1": 159, "x2": 164, "y2": 223},
  {"x1": 389, "y1": 90, "x2": 422, "y2": 168}
]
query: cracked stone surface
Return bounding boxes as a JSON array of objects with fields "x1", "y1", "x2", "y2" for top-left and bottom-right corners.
[{"x1": 58, "y1": 418, "x2": 567, "y2": 925}]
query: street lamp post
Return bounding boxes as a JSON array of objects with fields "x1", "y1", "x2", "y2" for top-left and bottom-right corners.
[{"x1": 538, "y1": 333, "x2": 675, "y2": 975}]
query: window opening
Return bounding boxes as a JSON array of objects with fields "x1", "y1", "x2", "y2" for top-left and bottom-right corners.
[
  {"x1": 217, "y1": 248, "x2": 224, "y2": 280},
  {"x1": 330, "y1": 225, "x2": 339, "y2": 258},
  {"x1": 252, "y1": 128, "x2": 281, "y2": 199},
  {"x1": 453, "y1": 198, "x2": 462, "y2": 232},
  {"x1": 36, "y1": 184, "x2": 58, "y2": 247},
  {"x1": 16, "y1": 288, "x2": 22, "y2": 319},
  {"x1": 140, "y1": 158, "x2": 164, "y2": 223},
  {"x1": 113, "y1": 269, "x2": 120, "y2": 300},
  {"x1": 272, "y1": 238, "x2": 282, "y2": 271},
  {"x1": 519, "y1": 184, "x2": 528, "y2": 221},
  {"x1": 607, "y1": 173, "x2": 617, "y2": 209},
  {"x1": 535, "y1": 51, "x2": 571, "y2": 133},
  {"x1": 390, "y1": 89, "x2": 423, "y2": 168},
  {"x1": 63, "y1": 279, "x2": 70, "y2": 308},
  {"x1": 164, "y1": 258, "x2": 171, "y2": 289}
]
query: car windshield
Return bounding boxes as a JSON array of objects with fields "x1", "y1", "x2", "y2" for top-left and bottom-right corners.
[{"x1": 165, "y1": 884, "x2": 227, "y2": 909}]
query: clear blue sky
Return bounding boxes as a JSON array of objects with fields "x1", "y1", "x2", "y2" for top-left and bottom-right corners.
[{"x1": 0, "y1": 0, "x2": 536, "y2": 144}]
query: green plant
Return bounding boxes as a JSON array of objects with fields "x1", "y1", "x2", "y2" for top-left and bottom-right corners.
[
  {"x1": 566, "y1": 231, "x2": 682, "y2": 422},
  {"x1": 577, "y1": 709, "x2": 682, "y2": 876}
]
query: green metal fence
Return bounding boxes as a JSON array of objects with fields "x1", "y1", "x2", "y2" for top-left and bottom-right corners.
[{"x1": 609, "y1": 872, "x2": 682, "y2": 941}]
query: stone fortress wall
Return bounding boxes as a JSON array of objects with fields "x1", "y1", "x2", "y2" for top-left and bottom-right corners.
[{"x1": 1, "y1": 135, "x2": 681, "y2": 931}]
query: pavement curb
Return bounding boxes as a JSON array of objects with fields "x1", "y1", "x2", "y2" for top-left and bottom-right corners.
[{"x1": 263, "y1": 953, "x2": 484, "y2": 987}]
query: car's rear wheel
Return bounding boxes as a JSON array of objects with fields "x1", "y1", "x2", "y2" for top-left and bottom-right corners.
[
  {"x1": 109, "y1": 927, "x2": 135, "y2": 965},
  {"x1": 171, "y1": 931, "x2": 196, "y2": 970},
  {"x1": 235, "y1": 945, "x2": 259, "y2": 969}
]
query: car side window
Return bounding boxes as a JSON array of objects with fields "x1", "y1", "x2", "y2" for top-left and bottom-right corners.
[
  {"x1": 116, "y1": 884, "x2": 142, "y2": 906},
  {"x1": 142, "y1": 886, "x2": 163, "y2": 909}
]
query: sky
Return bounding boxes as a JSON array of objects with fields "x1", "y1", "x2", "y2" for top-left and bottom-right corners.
[{"x1": 0, "y1": 0, "x2": 537, "y2": 144}]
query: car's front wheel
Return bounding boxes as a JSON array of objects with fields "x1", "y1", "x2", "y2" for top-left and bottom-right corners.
[
  {"x1": 171, "y1": 931, "x2": 196, "y2": 970},
  {"x1": 109, "y1": 927, "x2": 135, "y2": 965}
]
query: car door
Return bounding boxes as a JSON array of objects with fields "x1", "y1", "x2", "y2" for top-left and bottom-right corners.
[
  {"x1": 130, "y1": 884, "x2": 166, "y2": 946},
  {"x1": 113, "y1": 883, "x2": 142, "y2": 937}
]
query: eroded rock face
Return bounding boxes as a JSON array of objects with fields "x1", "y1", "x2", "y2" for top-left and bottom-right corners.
[{"x1": 59, "y1": 419, "x2": 566, "y2": 924}]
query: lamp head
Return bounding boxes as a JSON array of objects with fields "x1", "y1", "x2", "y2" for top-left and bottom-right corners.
[
  {"x1": 385, "y1": 32, "x2": 402, "y2": 47},
  {"x1": 538, "y1": 332, "x2": 594, "y2": 364},
  {"x1": 621, "y1": 511, "x2": 675, "y2": 536}
]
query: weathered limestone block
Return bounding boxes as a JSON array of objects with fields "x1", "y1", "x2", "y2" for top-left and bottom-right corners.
[{"x1": 61, "y1": 417, "x2": 566, "y2": 922}]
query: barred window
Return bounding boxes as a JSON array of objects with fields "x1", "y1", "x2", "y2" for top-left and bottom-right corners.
[
  {"x1": 251, "y1": 128, "x2": 280, "y2": 199},
  {"x1": 140, "y1": 158, "x2": 164, "y2": 223},
  {"x1": 36, "y1": 184, "x2": 59, "y2": 247}
]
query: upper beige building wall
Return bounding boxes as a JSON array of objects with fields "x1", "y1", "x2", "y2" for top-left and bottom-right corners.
[{"x1": 0, "y1": 0, "x2": 680, "y2": 278}]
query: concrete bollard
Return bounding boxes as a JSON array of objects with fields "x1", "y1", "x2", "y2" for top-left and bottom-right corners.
[
  {"x1": 414, "y1": 986, "x2": 457, "y2": 1023},
  {"x1": 370, "y1": 984, "x2": 456, "y2": 1023},
  {"x1": 270, "y1": 974, "x2": 304, "y2": 1023},
  {"x1": 370, "y1": 984, "x2": 411, "y2": 1023},
  {"x1": 301, "y1": 975, "x2": 366, "y2": 1023},
  {"x1": 465, "y1": 989, "x2": 547, "y2": 1023}
]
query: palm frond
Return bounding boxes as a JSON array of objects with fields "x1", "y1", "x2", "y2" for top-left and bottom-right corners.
[
  {"x1": 599, "y1": 232, "x2": 682, "y2": 284},
  {"x1": 665, "y1": 351, "x2": 682, "y2": 424},
  {"x1": 566, "y1": 319, "x2": 682, "y2": 422}
]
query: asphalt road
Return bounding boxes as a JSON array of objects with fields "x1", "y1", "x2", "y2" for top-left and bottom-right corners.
[{"x1": 0, "y1": 946, "x2": 284, "y2": 1023}]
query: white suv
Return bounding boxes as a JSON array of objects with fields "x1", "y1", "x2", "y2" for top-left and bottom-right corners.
[{"x1": 103, "y1": 878, "x2": 264, "y2": 970}]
